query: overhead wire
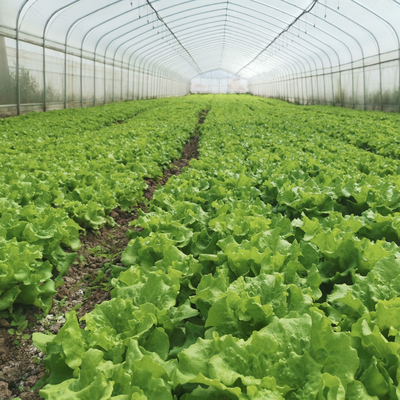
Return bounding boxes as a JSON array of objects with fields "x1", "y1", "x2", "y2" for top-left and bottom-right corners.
[
  {"x1": 235, "y1": 0, "x2": 319, "y2": 76},
  {"x1": 145, "y1": 0, "x2": 203, "y2": 75}
]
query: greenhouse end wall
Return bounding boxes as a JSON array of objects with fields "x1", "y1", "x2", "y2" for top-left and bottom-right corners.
[
  {"x1": 249, "y1": 50, "x2": 400, "y2": 113},
  {"x1": 0, "y1": 35, "x2": 190, "y2": 118}
]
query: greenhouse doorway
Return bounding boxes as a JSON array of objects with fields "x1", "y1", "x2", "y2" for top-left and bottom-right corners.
[{"x1": 191, "y1": 69, "x2": 248, "y2": 94}]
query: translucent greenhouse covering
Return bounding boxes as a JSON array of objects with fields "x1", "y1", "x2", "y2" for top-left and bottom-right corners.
[
  {"x1": 191, "y1": 70, "x2": 249, "y2": 94},
  {"x1": 0, "y1": 0, "x2": 400, "y2": 116}
]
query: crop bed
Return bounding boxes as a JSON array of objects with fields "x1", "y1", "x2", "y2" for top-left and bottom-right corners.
[{"x1": 2, "y1": 95, "x2": 400, "y2": 399}]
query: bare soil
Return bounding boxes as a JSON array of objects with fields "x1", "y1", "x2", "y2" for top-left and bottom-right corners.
[{"x1": 0, "y1": 110, "x2": 209, "y2": 400}]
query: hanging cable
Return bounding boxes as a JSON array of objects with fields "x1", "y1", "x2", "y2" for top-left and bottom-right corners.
[
  {"x1": 236, "y1": 0, "x2": 319, "y2": 76},
  {"x1": 145, "y1": 0, "x2": 202, "y2": 75}
]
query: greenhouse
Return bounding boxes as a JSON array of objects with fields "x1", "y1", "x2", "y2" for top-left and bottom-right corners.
[
  {"x1": 2, "y1": 1, "x2": 400, "y2": 400},
  {"x1": 1, "y1": 0, "x2": 400, "y2": 115}
]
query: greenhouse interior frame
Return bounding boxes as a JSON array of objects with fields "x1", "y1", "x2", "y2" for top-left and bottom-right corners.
[{"x1": 1, "y1": 0, "x2": 400, "y2": 117}]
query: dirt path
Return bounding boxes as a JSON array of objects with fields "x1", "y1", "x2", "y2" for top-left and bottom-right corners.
[{"x1": 0, "y1": 109, "x2": 209, "y2": 400}]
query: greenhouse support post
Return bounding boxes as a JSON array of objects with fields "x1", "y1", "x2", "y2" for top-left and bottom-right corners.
[
  {"x1": 80, "y1": 47, "x2": 83, "y2": 108},
  {"x1": 399, "y1": 48, "x2": 400, "y2": 113},
  {"x1": 112, "y1": 56, "x2": 115, "y2": 102},
  {"x1": 43, "y1": 38, "x2": 46, "y2": 111},
  {"x1": 93, "y1": 51, "x2": 97, "y2": 106},
  {"x1": 379, "y1": 54, "x2": 383, "y2": 111},
  {"x1": 64, "y1": 44, "x2": 67, "y2": 108},
  {"x1": 16, "y1": 2, "x2": 28, "y2": 116}
]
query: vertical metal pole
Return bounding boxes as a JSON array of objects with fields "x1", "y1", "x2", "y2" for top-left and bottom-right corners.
[
  {"x1": 16, "y1": 26, "x2": 20, "y2": 115},
  {"x1": 104, "y1": 57, "x2": 107, "y2": 104},
  {"x1": 112, "y1": 57, "x2": 115, "y2": 102},
  {"x1": 398, "y1": 49, "x2": 400, "y2": 113},
  {"x1": 363, "y1": 58, "x2": 367, "y2": 110},
  {"x1": 64, "y1": 43, "x2": 67, "y2": 109},
  {"x1": 316, "y1": 71, "x2": 320, "y2": 105},
  {"x1": 339, "y1": 65, "x2": 343, "y2": 108},
  {"x1": 120, "y1": 63, "x2": 124, "y2": 101},
  {"x1": 80, "y1": 48, "x2": 83, "y2": 108},
  {"x1": 43, "y1": 37, "x2": 46, "y2": 112},
  {"x1": 127, "y1": 62, "x2": 130, "y2": 101},
  {"x1": 331, "y1": 67, "x2": 335, "y2": 107},
  {"x1": 351, "y1": 62, "x2": 355, "y2": 109},
  {"x1": 311, "y1": 72, "x2": 315, "y2": 105},
  {"x1": 138, "y1": 61, "x2": 142, "y2": 100},
  {"x1": 147, "y1": 68, "x2": 151, "y2": 99},
  {"x1": 296, "y1": 75, "x2": 300, "y2": 104},
  {"x1": 93, "y1": 52, "x2": 96, "y2": 106},
  {"x1": 379, "y1": 53, "x2": 383, "y2": 111},
  {"x1": 132, "y1": 63, "x2": 136, "y2": 100},
  {"x1": 132, "y1": 56, "x2": 137, "y2": 101}
]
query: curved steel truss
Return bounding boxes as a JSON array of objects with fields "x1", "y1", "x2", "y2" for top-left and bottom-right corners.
[{"x1": 0, "y1": 0, "x2": 399, "y2": 114}]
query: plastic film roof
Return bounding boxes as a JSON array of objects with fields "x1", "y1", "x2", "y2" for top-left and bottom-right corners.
[{"x1": 1, "y1": 0, "x2": 400, "y2": 81}]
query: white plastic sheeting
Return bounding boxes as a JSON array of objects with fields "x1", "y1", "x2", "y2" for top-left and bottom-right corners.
[
  {"x1": 0, "y1": 0, "x2": 399, "y2": 115},
  {"x1": 191, "y1": 70, "x2": 248, "y2": 94}
]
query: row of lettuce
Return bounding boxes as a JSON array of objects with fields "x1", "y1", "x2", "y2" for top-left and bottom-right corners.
[
  {"x1": 295, "y1": 104, "x2": 400, "y2": 159},
  {"x1": 0, "y1": 96, "x2": 212, "y2": 313},
  {"x1": 33, "y1": 95, "x2": 400, "y2": 399}
]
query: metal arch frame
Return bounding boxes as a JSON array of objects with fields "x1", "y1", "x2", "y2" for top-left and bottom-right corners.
[
  {"x1": 112, "y1": 20, "x2": 195, "y2": 101},
  {"x1": 130, "y1": 40, "x2": 197, "y2": 100},
  {"x1": 125, "y1": 32, "x2": 295, "y2": 93},
  {"x1": 235, "y1": 0, "x2": 360, "y2": 105},
  {"x1": 62, "y1": 0, "x2": 124, "y2": 109},
  {"x1": 43, "y1": 0, "x2": 352, "y2": 106},
  {"x1": 132, "y1": 36, "x2": 306, "y2": 101},
  {"x1": 115, "y1": 4, "x2": 340, "y2": 94},
  {"x1": 99, "y1": 4, "x2": 229, "y2": 83},
  {"x1": 132, "y1": 47, "x2": 188, "y2": 100},
  {"x1": 185, "y1": 29, "x2": 312, "y2": 81},
  {"x1": 119, "y1": 17, "x2": 228, "y2": 99},
  {"x1": 42, "y1": 1, "x2": 80, "y2": 111},
  {"x1": 90, "y1": 1, "x2": 224, "y2": 64},
  {"x1": 16, "y1": 0, "x2": 30, "y2": 115},
  {"x1": 319, "y1": 1, "x2": 381, "y2": 110},
  {"x1": 119, "y1": 19, "x2": 309, "y2": 84},
  {"x1": 391, "y1": 0, "x2": 400, "y2": 112},
  {"x1": 232, "y1": 1, "x2": 347, "y2": 70},
  {"x1": 9, "y1": 2, "x2": 336, "y2": 108},
  {"x1": 273, "y1": 0, "x2": 383, "y2": 108},
  {"x1": 132, "y1": 36, "x2": 299, "y2": 96},
  {"x1": 18, "y1": 0, "x2": 40, "y2": 28},
  {"x1": 79, "y1": 2, "x2": 145, "y2": 105},
  {"x1": 99, "y1": 6, "x2": 215, "y2": 102},
  {"x1": 55, "y1": 0, "x2": 339, "y2": 80},
  {"x1": 220, "y1": 6, "x2": 346, "y2": 104},
  {"x1": 113, "y1": 1, "x2": 338, "y2": 73},
  {"x1": 124, "y1": 16, "x2": 226, "y2": 100},
  {"x1": 11, "y1": 0, "x2": 400, "y2": 112},
  {"x1": 351, "y1": 0, "x2": 400, "y2": 112},
  {"x1": 260, "y1": 0, "x2": 368, "y2": 107},
  {"x1": 234, "y1": 0, "x2": 318, "y2": 76},
  {"x1": 211, "y1": 15, "x2": 328, "y2": 102},
  {"x1": 218, "y1": 0, "x2": 230, "y2": 70},
  {"x1": 201, "y1": 8, "x2": 346, "y2": 102},
  {"x1": 237, "y1": 0, "x2": 368, "y2": 106},
  {"x1": 105, "y1": 1, "x2": 353, "y2": 105}
]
